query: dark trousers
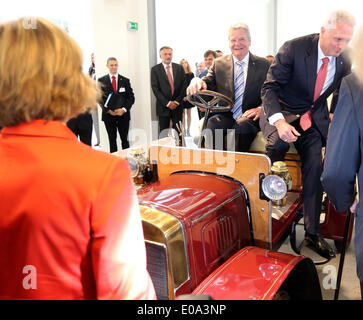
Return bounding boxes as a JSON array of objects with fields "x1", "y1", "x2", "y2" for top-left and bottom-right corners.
[
  {"x1": 66, "y1": 113, "x2": 93, "y2": 146},
  {"x1": 262, "y1": 116, "x2": 324, "y2": 235},
  {"x1": 159, "y1": 111, "x2": 183, "y2": 139},
  {"x1": 103, "y1": 117, "x2": 130, "y2": 153},
  {"x1": 206, "y1": 113, "x2": 260, "y2": 152},
  {"x1": 198, "y1": 108, "x2": 205, "y2": 120}
]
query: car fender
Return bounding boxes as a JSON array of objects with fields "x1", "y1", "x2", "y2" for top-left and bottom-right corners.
[{"x1": 192, "y1": 246, "x2": 322, "y2": 300}]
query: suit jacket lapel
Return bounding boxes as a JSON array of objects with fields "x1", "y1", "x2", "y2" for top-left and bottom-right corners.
[
  {"x1": 172, "y1": 62, "x2": 178, "y2": 85},
  {"x1": 333, "y1": 55, "x2": 344, "y2": 84},
  {"x1": 117, "y1": 74, "x2": 123, "y2": 91},
  {"x1": 305, "y1": 35, "x2": 319, "y2": 102},
  {"x1": 106, "y1": 75, "x2": 113, "y2": 91},
  {"x1": 159, "y1": 63, "x2": 171, "y2": 88},
  {"x1": 243, "y1": 53, "x2": 256, "y2": 109},
  {"x1": 225, "y1": 55, "x2": 234, "y2": 99}
]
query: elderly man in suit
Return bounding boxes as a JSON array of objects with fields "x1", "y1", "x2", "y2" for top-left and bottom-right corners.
[
  {"x1": 151, "y1": 46, "x2": 186, "y2": 138},
  {"x1": 98, "y1": 57, "x2": 135, "y2": 153},
  {"x1": 187, "y1": 22, "x2": 270, "y2": 152},
  {"x1": 260, "y1": 10, "x2": 356, "y2": 259}
]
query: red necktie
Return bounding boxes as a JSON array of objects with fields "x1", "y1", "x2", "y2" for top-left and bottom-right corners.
[
  {"x1": 112, "y1": 75, "x2": 116, "y2": 92},
  {"x1": 300, "y1": 57, "x2": 330, "y2": 131},
  {"x1": 166, "y1": 65, "x2": 174, "y2": 95}
]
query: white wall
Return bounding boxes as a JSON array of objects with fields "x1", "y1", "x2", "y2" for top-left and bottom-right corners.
[
  {"x1": 276, "y1": 0, "x2": 363, "y2": 52},
  {"x1": 90, "y1": 0, "x2": 156, "y2": 150},
  {"x1": 155, "y1": 0, "x2": 275, "y2": 72},
  {"x1": 0, "y1": 0, "x2": 94, "y2": 73}
]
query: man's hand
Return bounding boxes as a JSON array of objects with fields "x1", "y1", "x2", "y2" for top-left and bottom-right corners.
[
  {"x1": 168, "y1": 101, "x2": 178, "y2": 110},
  {"x1": 275, "y1": 119, "x2": 301, "y2": 143},
  {"x1": 241, "y1": 107, "x2": 262, "y2": 121},
  {"x1": 329, "y1": 113, "x2": 334, "y2": 122},
  {"x1": 108, "y1": 108, "x2": 125, "y2": 116},
  {"x1": 186, "y1": 77, "x2": 207, "y2": 95}
]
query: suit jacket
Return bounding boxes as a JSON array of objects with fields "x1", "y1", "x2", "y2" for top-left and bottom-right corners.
[
  {"x1": 0, "y1": 119, "x2": 155, "y2": 300},
  {"x1": 202, "y1": 53, "x2": 270, "y2": 115},
  {"x1": 98, "y1": 74, "x2": 135, "y2": 121},
  {"x1": 261, "y1": 33, "x2": 352, "y2": 140},
  {"x1": 321, "y1": 73, "x2": 363, "y2": 280},
  {"x1": 150, "y1": 62, "x2": 186, "y2": 117},
  {"x1": 198, "y1": 68, "x2": 208, "y2": 78},
  {"x1": 322, "y1": 73, "x2": 361, "y2": 211}
]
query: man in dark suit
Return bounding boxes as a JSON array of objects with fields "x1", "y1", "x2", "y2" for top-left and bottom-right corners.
[
  {"x1": 187, "y1": 23, "x2": 270, "y2": 152},
  {"x1": 321, "y1": 72, "x2": 363, "y2": 299},
  {"x1": 66, "y1": 112, "x2": 93, "y2": 146},
  {"x1": 151, "y1": 46, "x2": 186, "y2": 138},
  {"x1": 98, "y1": 57, "x2": 135, "y2": 153},
  {"x1": 260, "y1": 10, "x2": 356, "y2": 259}
]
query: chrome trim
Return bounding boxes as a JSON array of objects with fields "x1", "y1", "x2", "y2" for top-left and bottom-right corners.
[{"x1": 140, "y1": 205, "x2": 191, "y2": 298}]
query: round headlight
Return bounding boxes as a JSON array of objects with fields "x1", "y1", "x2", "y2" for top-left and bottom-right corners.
[
  {"x1": 262, "y1": 175, "x2": 287, "y2": 201},
  {"x1": 126, "y1": 156, "x2": 139, "y2": 178}
]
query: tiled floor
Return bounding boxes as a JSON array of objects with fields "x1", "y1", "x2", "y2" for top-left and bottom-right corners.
[{"x1": 278, "y1": 218, "x2": 361, "y2": 300}]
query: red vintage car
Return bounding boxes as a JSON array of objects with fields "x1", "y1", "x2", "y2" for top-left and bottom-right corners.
[{"x1": 123, "y1": 91, "x2": 352, "y2": 300}]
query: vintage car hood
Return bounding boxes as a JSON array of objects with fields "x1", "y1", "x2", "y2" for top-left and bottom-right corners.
[{"x1": 137, "y1": 172, "x2": 244, "y2": 223}]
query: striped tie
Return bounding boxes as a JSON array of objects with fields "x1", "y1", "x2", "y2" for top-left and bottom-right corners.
[{"x1": 232, "y1": 61, "x2": 245, "y2": 120}]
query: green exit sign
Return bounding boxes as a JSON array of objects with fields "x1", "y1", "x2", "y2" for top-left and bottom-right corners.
[{"x1": 127, "y1": 21, "x2": 138, "y2": 31}]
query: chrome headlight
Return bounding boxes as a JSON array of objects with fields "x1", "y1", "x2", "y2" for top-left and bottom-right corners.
[
  {"x1": 262, "y1": 175, "x2": 287, "y2": 201},
  {"x1": 126, "y1": 156, "x2": 139, "y2": 178}
]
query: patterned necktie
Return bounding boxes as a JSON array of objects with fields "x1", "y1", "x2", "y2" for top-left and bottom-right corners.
[
  {"x1": 232, "y1": 61, "x2": 245, "y2": 120},
  {"x1": 166, "y1": 65, "x2": 174, "y2": 95},
  {"x1": 300, "y1": 57, "x2": 330, "y2": 131},
  {"x1": 112, "y1": 76, "x2": 117, "y2": 92}
]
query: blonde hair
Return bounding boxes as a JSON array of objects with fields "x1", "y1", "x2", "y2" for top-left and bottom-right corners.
[
  {"x1": 180, "y1": 59, "x2": 192, "y2": 73},
  {"x1": 351, "y1": 24, "x2": 363, "y2": 85},
  {"x1": 0, "y1": 17, "x2": 99, "y2": 127}
]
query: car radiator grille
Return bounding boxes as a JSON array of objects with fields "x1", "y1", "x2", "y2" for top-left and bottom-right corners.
[{"x1": 145, "y1": 241, "x2": 169, "y2": 300}]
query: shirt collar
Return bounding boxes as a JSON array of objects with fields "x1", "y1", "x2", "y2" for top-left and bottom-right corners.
[
  {"x1": 1, "y1": 119, "x2": 78, "y2": 141},
  {"x1": 162, "y1": 62, "x2": 172, "y2": 69},
  {"x1": 317, "y1": 41, "x2": 334, "y2": 64},
  {"x1": 233, "y1": 52, "x2": 250, "y2": 66}
]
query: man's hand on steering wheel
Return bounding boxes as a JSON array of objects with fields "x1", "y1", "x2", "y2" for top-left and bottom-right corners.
[{"x1": 187, "y1": 78, "x2": 207, "y2": 95}]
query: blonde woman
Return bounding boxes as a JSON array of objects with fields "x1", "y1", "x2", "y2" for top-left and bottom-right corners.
[
  {"x1": 180, "y1": 59, "x2": 195, "y2": 136},
  {"x1": 0, "y1": 18, "x2": 155, "y2": 300}
]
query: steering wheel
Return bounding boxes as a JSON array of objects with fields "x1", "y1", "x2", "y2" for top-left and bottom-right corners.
[
  {"x1": 186, "y1": 90, "x2": 234, "y2": 147},
  {"x1": 186, "y1": 90, "x2": 234, "y2": 112}
]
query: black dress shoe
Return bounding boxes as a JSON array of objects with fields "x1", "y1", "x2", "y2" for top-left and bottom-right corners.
[{"x1": 305, "y1": 233, "x2": 336, "y2": 260}]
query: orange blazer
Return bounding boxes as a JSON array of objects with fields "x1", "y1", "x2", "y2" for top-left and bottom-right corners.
[{"x1": 0, "y1": 119, "x2": 156, "y2": 300}]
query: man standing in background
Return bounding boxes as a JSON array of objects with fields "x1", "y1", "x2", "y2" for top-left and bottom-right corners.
[
  {"x1": 98, "y1": 57, "x2": 135, "y2": 153},
  {"x1": 151, "y1": 46, "x2": 186, "y2": 138}
]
